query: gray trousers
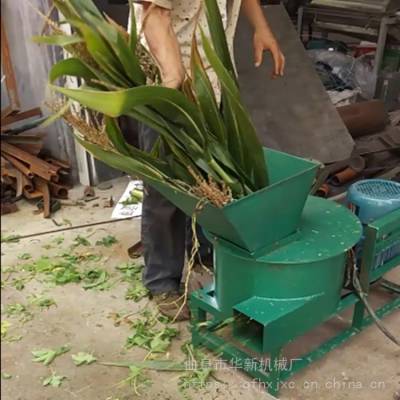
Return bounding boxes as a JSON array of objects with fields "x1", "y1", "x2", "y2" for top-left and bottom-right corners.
[{"x1": 138, "y1": 123, "x2": 212, "y2": 294}]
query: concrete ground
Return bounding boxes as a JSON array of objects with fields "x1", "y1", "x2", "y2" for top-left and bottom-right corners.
[{"x1": 1, "y1": 176, "x2": 399, "y2": 400}]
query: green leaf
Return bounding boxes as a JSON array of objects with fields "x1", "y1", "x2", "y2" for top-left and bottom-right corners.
[
  {"x1": 32, "y1": 345, "x2": 70, "y2": 366},
  {"x1": 0, "y1": 233, "x2": 20, "y2": 243},
  {"x1": 72, "y1": 352, "x2": 97, "y2": 366},
  {"x1": 201, "y1": 31, "x2": 268, "y2": 189},
  {"x1": 68, "y1": 1, "x2": 146, "y2": 85},
  {"x1": 42, "y1": 373, "x2": 66, "y2": 387},
  {"x1": 73, "y1": 235, "x2": 90, "y2": 247},
  {"x1": 95, "y1": 235, "x2": 118, "y2": 247},
  {"x1": 128, "y1": 0, "x2": 138, "y2": 53},
  {"x1": 1, "y1": 321, "x2": 11, "y2": 339},
  {"x1": 82, "y1": 269, "x2": 109, "y2": 290},
  {"x1": 18, "y1": 253, "x2": 32, "y2": 260},
  {"x1": 76, "y1": 138, "x2": 168, "y2": 184},
  {"x1": 104, "y1": 117, "x2": 132, "y2": 157},
  {"x1": 101, "y1": 359, "x2": 186, "y2": 371},
  {"x1": 191, "y1": 34, "x2": 226, "y2": 143},
  {"x1": 32, "y1": 34, "x2": 83, "y2": 46},
  {"x1": 49, "y1": 58, "x2": 98, "y2": 83},
  {"x1": 73, "y1": 22, "x2": 131, "y2": 87},
  {"x1": 203, "y1": 0, "x2": 237, "y2": 82},
  {"x1": 29, "y1": 295, "x2": 57, "y2": 310},
  {"x1": 1, "y1": 372, "x2": 12, "y2": 380},
  {"x1": 125, "y1": 284, "x2": 149, "y2": 302},
  {"x1": 52, "y1": 85, "x2": 206, "y2": 148}
]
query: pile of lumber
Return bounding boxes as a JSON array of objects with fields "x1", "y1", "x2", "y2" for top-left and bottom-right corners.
[{"x1": 1, "y1": 112, "x2": 72, "y2": 218}]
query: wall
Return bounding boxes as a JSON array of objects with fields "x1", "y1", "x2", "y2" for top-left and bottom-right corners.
[{"x1": 2, "y1": 0, "x2": 78, "y2": 180}]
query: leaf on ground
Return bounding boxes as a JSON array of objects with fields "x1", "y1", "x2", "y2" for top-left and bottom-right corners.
[
  {"x1": 52, "y1": 236, "x2": 64, "y2": 245},
  {"x1": 4, "y1": 335, "x2": 23, "y2": 343},
  {"x1": 126, "y1": 313, "x2": 178, "y2": 353},
  {"x1": 82, "y1": 269, "x2": 110, "y2": 290},
  {"x1": 29, "y1": 295, "x2": 57, "y2": 310},
  {"x1": 32, "y1": 345, "x2": 70, "y2": 366},
  {"x1": 11, "y1": 277, "x2": 27, "y2": 291},
  {"x1": 73, "y1": 235, "x2": 91, "y2": 247},
  {"x1": 95, "y1": 235, "x2": 118, "y2": 247},
  {"x1": 119, "y1": 366, "x2": 151, "y2": 396},
  {"x1": 1, "y1": 321, "x2": 11, "y2": 339},
  {"x1": 0, "y1": 233, "x2": 21, "y2": 243},
  {"x1": 101, "y1": 359, "x2": 186, "y2": 371},
  {"x1": 72, "y1": 352, "x2": 97, "y2": 366},
  {"x1": 42, "y1": 373, "x2": 66, "y2": 387},
  {"x1": 5, "y1": 303, "x2": 33, "y2": 323},
  {"x1": 116, "y1": 262, "x2": 142, "y2": 282},
  {"x1": 124, "y1": 283, "x2": 148, "y2": 302},
  {"x1": 1, "y1": 372, "x2": 12, "y2": 379},
  {"x1": 18, "y1": 253, "x2": 32, "y2": 260},
  {"x1": 52, "y1": 264, "x2": 81, "y2": 285},
  {"x1": 178, "y1": 343, "x2": 214, "y2": 394}
]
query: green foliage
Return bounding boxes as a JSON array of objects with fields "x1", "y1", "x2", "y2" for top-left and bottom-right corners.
[
  {"x1": 178, "y1": 343, "x2": 214, "y2": 396},
  {"x1": 121, "y1": 189, "x2": 143, "y2": 206},
  {"x1": 42, "y1": 373, "x2": 66, "y2": 387},
  {"x1": 52, "y1": 236, "x2": 64, "y2": 245},
  {"x1": 117, "y1": 262, "x2": 148, "y2": 302},
  {"x1": 1, "y1": 372, "x2": 12, "y2": 380},
  {"x1": 1, "y1": 233, "x2": 21, "y2": 243},
  {"x1": 124, "y1": 285, "x2": 148, "y2": 302},
  {"x1": 119, "y1": 366, "x2": 152, "y2": 396},
  {"x1": 41, "y1": 0, "x2": 269, "y2": 206},
  {"x1": 73, "y1": 235, "x2": 91, "y2": 247},
  {"x1": 126, "y1": 311, "x2": 178, "y2": 353},
  {"x1": 4, "y1": 303, "x2": 33, "y2": 323},
  {"x1": 29, "y1": 295, "x2": 57, "y2": 310},
  {"x1": 18, "y1": 253, "x2": 32, "y2": 260},
  {"x1": 82, "y1": 268, "x2": 110, "y2": 290},
  {"x1": 11, "y1": 278, "x2": 26, "y2": 291},
  {"x1": 1, "y1": 321, "x2": 11, "y2": 339},
  {"x1": 72, "y1": 352, "x2": 97, "y2": 366},
  {"x1": 32, "y1": 345, "x2": 70, "y2": 366},
  {"x1": 24, "y1": 256, "x2": 81, "y2": 285},
  {"x1": 95, "y1": 235, "x2": 118, "y2": 247}
]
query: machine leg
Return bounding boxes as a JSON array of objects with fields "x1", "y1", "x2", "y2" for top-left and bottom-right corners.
[
  {"x1": 190, "y1": 303, "x2": 207, "y2": 347},
  {"x1": 268, "y1": 348, "x2": 283, "y2": 396},
  {"x1": 352, "y1": 300, "x2": 365, "y2": 330}
]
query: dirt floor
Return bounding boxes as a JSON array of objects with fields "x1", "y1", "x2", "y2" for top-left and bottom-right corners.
[{"x1": 1, "y1": 176, "x2": 399, "y2": 400}]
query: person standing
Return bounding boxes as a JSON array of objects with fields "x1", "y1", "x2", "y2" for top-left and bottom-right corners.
[{"x1": 133, "y1": 0, "x2": 285, "y2": 320}]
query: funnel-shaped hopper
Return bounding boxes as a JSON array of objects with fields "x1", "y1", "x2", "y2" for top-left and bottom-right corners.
[{"x1": 150, "y1": 148, "x2": 319, "y2": 253}]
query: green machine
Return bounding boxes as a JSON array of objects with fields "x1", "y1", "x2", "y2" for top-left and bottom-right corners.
[{"x1": 151, "y1": 148, "x2": 400, "y2": 397}]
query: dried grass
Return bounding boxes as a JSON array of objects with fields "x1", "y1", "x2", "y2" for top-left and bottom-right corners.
[
  {"x1": 47, "y1": 100, "x2": 114, "y2": 151},
  {"x1": 189, "y1": 168, "x2": 233, "y2": 208}
]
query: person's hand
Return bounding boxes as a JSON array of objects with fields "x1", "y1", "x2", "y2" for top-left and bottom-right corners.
[
  {"x1": 253, "y1": 29, "x2": 285, "y2": 78},
  {"x1": 142, "y1": 5, "x2": 185, "y2": 88}
]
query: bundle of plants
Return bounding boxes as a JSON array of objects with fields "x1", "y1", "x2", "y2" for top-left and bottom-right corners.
[{"x1": 36, "y1": 0, "x2": 269, "y2": 208}]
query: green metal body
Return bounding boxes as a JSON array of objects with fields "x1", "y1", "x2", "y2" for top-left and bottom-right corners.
[
  {"x1": 190, "y1": 205, "x2": 400, "y2": 397},
  {"x1": 145, "y1": 147, "x2": 399, "y2": 397},
  {"x1": 150, "y1": 148, "x2": 319, "y2": 254}
]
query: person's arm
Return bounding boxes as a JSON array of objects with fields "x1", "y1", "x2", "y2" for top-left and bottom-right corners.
[
  {"x1": 138, "y1": 1, "x2": 185, "y2": 88},
  {"x1": 241, "y1": 0, "x2": 285, "y2": 77}
]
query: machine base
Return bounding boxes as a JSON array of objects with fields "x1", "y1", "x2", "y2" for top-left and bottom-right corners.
[{"x1": 190, "y1": 281, "x2": 400, "y2": 397}]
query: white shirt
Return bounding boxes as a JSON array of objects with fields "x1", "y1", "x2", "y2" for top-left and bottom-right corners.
[{"x1": 133, "y1": 0, "x2": 242, "y2": 95}]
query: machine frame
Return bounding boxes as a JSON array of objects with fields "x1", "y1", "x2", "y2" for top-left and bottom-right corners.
[{"x1": 190, "y1": 207, "x2": 400, "y2": 397}]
